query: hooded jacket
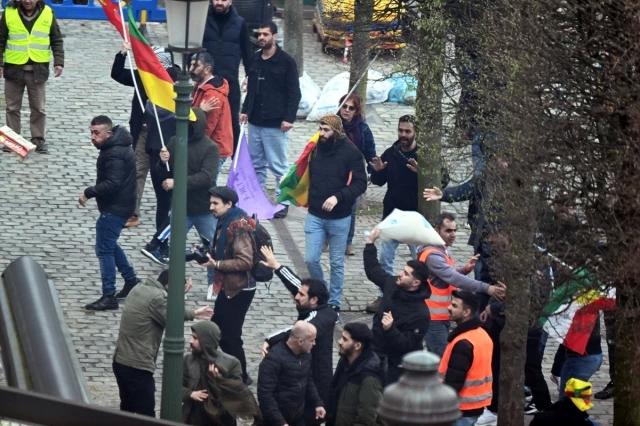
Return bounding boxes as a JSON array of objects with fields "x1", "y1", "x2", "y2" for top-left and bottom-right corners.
[
  {"x1": 192, "y1": 75, "x2": 234, "y2": 157},
  {"x1": 364, "y1": 243, "x2": 431, "y2": 384},
  {"x1": 530, "y1": 397, "x2": 593, "y2": 426},
  {"x1": 84, "y1": 125, "x2": 136, "y2": 218},
  {"x1": 157, "y1": 109, "x2": 219, "y2": 215},
  {"x1": 183, "y1": 321, "x2": 260, "y2": 425},
  {"x1": 328, "y1": 349, "x2": 384, "y2": 426},
  {"x1": 308, "y1": 135, "x2": 368, "y2": 220},
  {"x1": 114, "y1": 278, "x2": 196, "y2": 373}
]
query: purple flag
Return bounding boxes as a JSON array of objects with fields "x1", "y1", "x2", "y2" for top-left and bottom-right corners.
[{"x1": 227, "y1": 128, "x2": 285, "y2": 220}]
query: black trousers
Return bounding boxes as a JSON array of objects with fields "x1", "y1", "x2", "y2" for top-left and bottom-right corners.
[
  {"x1": 525, "y1": 327, "x2": 552, "y2": 410},
  {"x1": 113, "y1": 361, "x2": 155, "y2": 417},
  {"x1": 212, "y1": 287, "x2": 256, "y2": 379},
  {"x1": 228, "y1": 79, "x2": 241, "y2": 156},
  {"x1": 149, "y1": 152, "x2": 172, "y2": 233}
]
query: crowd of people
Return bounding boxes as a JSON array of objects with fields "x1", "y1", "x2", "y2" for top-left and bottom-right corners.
[{"x1": 0, "y1": 0, "x2": 614, "y2": 425}]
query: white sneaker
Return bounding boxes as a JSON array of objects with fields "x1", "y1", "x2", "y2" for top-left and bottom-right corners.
[{"x1": 476, "y1": 408, "x2": 497, "y2": 426}]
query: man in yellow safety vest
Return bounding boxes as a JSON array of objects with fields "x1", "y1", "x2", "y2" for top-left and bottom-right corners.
[{"x1": 0, "y1": 0, "x2": 64, "y2": 154}]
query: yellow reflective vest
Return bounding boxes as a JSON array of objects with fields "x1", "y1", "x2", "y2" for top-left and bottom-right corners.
[{"x1": 4, "y1": 5, "x2": 53, "y2": 64}]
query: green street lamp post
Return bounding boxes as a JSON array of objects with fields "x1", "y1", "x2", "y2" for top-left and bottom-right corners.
[
  {"x1": 378, "y1": 351, "x2": 461, "y2": 426},
  {"x1": 161, "y1": 0, "x2": 209, "y2": 420}
]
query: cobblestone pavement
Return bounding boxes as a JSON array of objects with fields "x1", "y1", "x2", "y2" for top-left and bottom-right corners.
[{"x1": 0, "y1": 18, "x2": 612, "y2": 425}]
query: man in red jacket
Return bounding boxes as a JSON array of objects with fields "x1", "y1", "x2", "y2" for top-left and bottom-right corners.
[{"x1": 190, "y1": 52, "x2": 233, "y2": 183}]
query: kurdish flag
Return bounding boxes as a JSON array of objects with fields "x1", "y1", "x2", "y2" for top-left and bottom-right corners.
[
  {"x1": 277, "y1": 132, "x2": 320, "y2": 207},
  {"x1": 98, "y1": 0, "x2": 194, "y2": 120}
]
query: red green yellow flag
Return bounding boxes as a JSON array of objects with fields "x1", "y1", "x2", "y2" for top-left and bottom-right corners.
[
  {"x1": 277, "y1": 132, "x2": 320, "y2": 207},
  {"x1": 98, "y1": 0, "x2": 195, "y2": 120}
]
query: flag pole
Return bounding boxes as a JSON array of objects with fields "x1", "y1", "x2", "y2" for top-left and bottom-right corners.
[{"x1": 117, "y1": 1, "x2": 145, "y2": 114}]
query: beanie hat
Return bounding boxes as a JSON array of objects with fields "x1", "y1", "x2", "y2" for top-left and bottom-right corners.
[
  {"x1": 152, "y1": 46, "x2": 173, "y2": 69},
  {"x1": 208, "y1": 186, "x2": 239, "y2": 205},
  {"x1": 343, "y1": 322, "x2": 373, "y2": 348},
  {"x1": 564, "y1": 378, "x2": 593, "y2": 412},
  {"x1": 319, "y1": 114, "x2": 344, "y2": 137}
]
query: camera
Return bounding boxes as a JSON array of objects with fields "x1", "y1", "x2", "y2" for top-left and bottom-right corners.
[{"x1": 186, "y1": 236, "x2": 212, "y2": 264}]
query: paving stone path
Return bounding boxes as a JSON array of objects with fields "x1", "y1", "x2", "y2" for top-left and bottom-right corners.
[{"x1": 0, "y1": 17, "x2": 612, "y2": 425}]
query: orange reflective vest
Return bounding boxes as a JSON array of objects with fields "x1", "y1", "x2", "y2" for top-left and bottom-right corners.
[
  {"x1": 419, "y1": 246, "x2": 455, "y2": 321},
  {"x1": 438, "y1": 327, "x2": 493, "y2": 411}
]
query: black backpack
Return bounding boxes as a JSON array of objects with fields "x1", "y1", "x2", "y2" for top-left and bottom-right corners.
[{"x1": 250, "y1": 215, "x2": 274, "y2": 282}]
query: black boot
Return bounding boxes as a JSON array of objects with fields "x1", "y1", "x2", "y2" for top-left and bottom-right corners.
[
  {"x1": 116, "y1": 278, "x2": 141, "y2": 300},
  {"x1": 85, "y1": 295, "x2": 118, "y2": 311}
]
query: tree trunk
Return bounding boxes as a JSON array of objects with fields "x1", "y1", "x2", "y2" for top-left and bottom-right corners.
[
  {"x1": 283, "y1": 0, "x2": 304, "y2": 76},
  {"x1": 414, "y1": 1, "x2": 446, "y2": 224},
  {"x1": 348, "y1": 0, "x2": 373, "y2": 109}
]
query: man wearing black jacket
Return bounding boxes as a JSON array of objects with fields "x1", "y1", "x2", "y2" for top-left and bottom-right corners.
[
  {"x1": 305, "y1": 115, "x2": 367, "y2": 311},
  {"x1": 259, "y1": 245, "x2": 338, "y2": 415},
  {"x1": 241, "y1": 21, "x2": 301, "y2": 216},
  {"x1": 258, "y1": 321, "x2": 326, "y2": 426},
  {"x1": 363, "y1": 228, "x2": 431, "y2": 384},
  {"x1": 202, "y1": 0, "x2": 253, "y2": 153},
  {"x1": 80, "y1": 115, "x2": 138, "y2": 311}
]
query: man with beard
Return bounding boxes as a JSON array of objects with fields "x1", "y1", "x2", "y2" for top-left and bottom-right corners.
[
  {"x1": 304, "y1": 115, "x2": 367, "y2": 311},
  {"x1": 258, "y1": 245, "x2": 338, "y2": 417},
  {"x1": 182, "y1": 321, "x2": 261, "y2": 425},
  {"x1": 240, "y1": 22, "x2": 301, "y2": 217},
  {"x1": 202, "y1": 186, "x2": 256, "y2": 384},
  {"x1": 439, "y1": 291, "x2": 493, "y2": 425},
  {"x1": 363, "y1": 228, "x2": 431, "y2": 384},
  {"x1": 327, "y1": 322, "x2": 384, "y2": 426},
  {"x1": 368, "y1": 115, "x2": 421, "y2": 292},
  {"x1": 80, "y1": 115, "x2": 138, "y2": 310},
  {"x1": 190, "y1": 52, "x2": 233, "y2": 182},
  {"x1": 202, "y1": 0, "x2": 252, "y2": 153}
]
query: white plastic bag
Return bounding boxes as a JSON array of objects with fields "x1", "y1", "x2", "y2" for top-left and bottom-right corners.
[
  {"x1": 306, "y1": 70, "x2": 393, "y2": 121},
  {"x1": 376, "y1": 209, "x2": 445, "y2": 246},
  {"x1": 296, "y1": 72, "x2": 321, "y2": 118}
]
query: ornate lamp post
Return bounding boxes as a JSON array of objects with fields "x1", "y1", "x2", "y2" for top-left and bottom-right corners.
[
  {"x1": 161, "y1": 0, "x2": 209, "y2": 421},
  {"x1": 378, "y1": 351, "x2": 461, "y2": 426}
]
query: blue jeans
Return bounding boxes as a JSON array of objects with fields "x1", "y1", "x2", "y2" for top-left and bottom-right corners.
[
  {"x1": 213, "y1": 157, "x2": 227, "y2": 186},
  {"x1": 186, "y1": 213, "x2": 217, "y2": 284},
  {"x1": 559, "y1": 353, "x2": 603, "y2": 396},
  {"x1": 304, "y1": 213, "x2": 351, "y2": 308},
  {"x1": 425, "y1": 320, "x2": 450, "y2": 357},
  {"x1": 95, "y1": 212, "x2": 136, "y2": 296},
  {"x1": 454, "y1": 415, "x2": 480, "y2": 426},
  {"x1": 247, "y1": 124, "x2": 288, "y2": 195},
  {"x1": 379, "y1": 238, "x2": 417, "y2": 275}
]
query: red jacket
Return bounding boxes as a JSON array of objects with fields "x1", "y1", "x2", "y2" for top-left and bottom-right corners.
[{"x1": 192, "y1": 76, "x2": 233, "y2": 157}]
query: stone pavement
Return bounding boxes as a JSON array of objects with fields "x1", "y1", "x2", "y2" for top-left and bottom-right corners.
[{"x1": 0, "y1": 17, "x2": 612, "y2": 425}]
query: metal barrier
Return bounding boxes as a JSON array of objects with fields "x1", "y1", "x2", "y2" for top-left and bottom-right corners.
[
  {"x1": 0, "y1": 385, "x2": 183, "y2": 426},
  {"x1": 0, "y1": 256, "x2": 88, "y2": 402},
  {"x1": 1, "y1": 0, "x2": 166, "y2": 22}
]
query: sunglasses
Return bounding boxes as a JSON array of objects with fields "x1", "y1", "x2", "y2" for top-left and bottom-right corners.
[{"x1": 341, "y1": 104, "x2": 356, "y2": 111}]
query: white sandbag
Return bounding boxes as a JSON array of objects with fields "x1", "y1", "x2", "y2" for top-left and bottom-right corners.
[
  {"x1": 376, "y1": 209, "x2": 445, "y2": 246},
  {"x1": 307, "y1": 70, "x2": 394, "y2": 121},
  {"x1": 297, "y1": 72, "x2": 321, "y2": 118}
]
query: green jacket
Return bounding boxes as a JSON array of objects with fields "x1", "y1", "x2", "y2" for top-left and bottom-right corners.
[
  {"x1": 182, "y1": 321, "x2": 261, "y2": 425},
  {"x1": 113, "y1": 278, "x2": 195, "y2": 373},
  {"x1": 328, "y1": 349, "x2": 384, "y2": 426}
]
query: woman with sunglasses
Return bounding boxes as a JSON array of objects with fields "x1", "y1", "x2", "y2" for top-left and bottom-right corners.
[{"x1": 338, "y1": 93, "x2": 377, "y2": 255}]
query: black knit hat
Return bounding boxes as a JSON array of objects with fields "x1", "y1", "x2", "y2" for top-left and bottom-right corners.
[
  {"x1": 208, "y1": 186, "x2": 239, "y2": 205},
  {"x1": 343, "y1": 322, "x2": 373, "y2": 347}
]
